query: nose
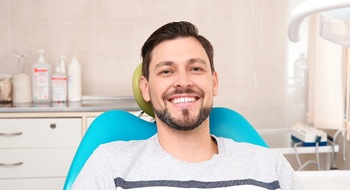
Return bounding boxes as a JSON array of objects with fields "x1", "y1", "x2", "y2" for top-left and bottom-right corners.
[{"x1": 174, "y1": 70, "x2": 193, "y2": 88}]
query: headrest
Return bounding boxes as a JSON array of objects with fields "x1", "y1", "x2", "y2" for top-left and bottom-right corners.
[{"x1": 132, "y1": 64, "x2": 155, "y2": 117}]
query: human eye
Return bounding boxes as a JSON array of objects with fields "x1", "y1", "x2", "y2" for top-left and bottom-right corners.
[
  {"x1": 190, "y1": 66, "x2": 205, "y2": 74},
  {"x1": 191, "y1": 67, "x2": 202, "y2": 72},
  {"x1": 161, "y1": 70, "x2": 171, "y2": 74},
  {"x1": 158, "y1": 69, "x2": 173, "y2": 76}
]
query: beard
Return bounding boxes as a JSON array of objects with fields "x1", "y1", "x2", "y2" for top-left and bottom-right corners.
[
  {"x1": 154, "y1": 104, "x2": 212, "y2": 131},
  {"x1": 151, "y1": 88, "x2": 213, "y2": 131}
]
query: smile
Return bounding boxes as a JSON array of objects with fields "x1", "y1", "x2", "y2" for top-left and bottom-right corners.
[{"x1": 170, "y1": 97, "x2": 197, "y2": 104}]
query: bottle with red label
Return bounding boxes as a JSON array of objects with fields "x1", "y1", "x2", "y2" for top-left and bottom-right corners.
[
  {"x1": 32, "y1": 49, "x2": 52, "y2": 103},
  {"x1": 51, "y1": 56, "x2": 67, "y2": 102}
]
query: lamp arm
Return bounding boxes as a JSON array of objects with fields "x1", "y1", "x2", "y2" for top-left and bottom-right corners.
[{"x1": 288, "y1": 0, "x2": 350, "y2": 42}]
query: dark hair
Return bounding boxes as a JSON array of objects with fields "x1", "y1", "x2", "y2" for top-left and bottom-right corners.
[{"x1": 141, "y1": 21, "x2": 214, "y2": 79}]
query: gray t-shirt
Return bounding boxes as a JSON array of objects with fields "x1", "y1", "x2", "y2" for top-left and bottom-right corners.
[{"x1": 72, "y1": 135, "x2": 303, "y2": 190}]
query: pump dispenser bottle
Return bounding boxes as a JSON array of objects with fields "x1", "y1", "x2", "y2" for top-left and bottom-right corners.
[
  {"x1": 52, "y1": 56, "x2": 68, "y2": 102},
  {"x1": 32, "y1": 49, "x2": 51, "y2": 102}
]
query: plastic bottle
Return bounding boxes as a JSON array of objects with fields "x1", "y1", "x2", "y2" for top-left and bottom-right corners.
[
  {"x1": 294, "y1": 53, "x2": 308, "y2": 86},
  {"x1": 68, "y1": 56, "x2": 82, "y2": 102},
  {"x1": 12, "y1": 50, "x2": 32, "y2": 103},
  {"x1": 32, "y1": 49, "x2": 51, "y2": 102},
  {"x1": 12, "y1": 73, "x2": 32, "y2": 103},
  {"x1": 51, "y1": 56, "x2": 68, "y2": 102}
]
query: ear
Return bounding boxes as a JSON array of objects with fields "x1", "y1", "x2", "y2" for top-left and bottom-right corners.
[
  {"x1": 212, "y1": 71, "x2": 219, "y2": 96},
  {"x1": 139, "y1": 76, "x2": 151, "y2": 102}
]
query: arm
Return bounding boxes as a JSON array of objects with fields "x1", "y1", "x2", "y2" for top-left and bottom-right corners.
[
  {"x1": 71, "y1": 147, "x2": 116, "y2": 190},
  {"x1": 276, "y1": 153, "x2": 304, "y2": 190}
]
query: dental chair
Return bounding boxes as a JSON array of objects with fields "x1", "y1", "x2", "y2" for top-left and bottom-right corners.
[{"x1": 63, "y1": 64, "x2": 268, "y2": 190}]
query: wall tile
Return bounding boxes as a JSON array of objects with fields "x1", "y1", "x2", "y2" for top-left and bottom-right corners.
[
  {"x1": 95, "y1": 0, "x2": 137, "y2": 22},
  {"x1": 0, "y1": 24, "x2": 9, "y2": 55},
  {"x1": 177, "y1": 0, "x2": 235, "y2": 23},
  {"x1": 133, "y1": 0, "x2": 182, "y2": 22},
  {"x1": 51, "y1": 0, "x2": 94, "y2": 21},
  {"x1": 232, "y1": 0, "x2": 256, "y2": 21},
  {"x1": 222, "y1": 22, "x2": 255, "y2": 79},
  {"x1": 95, "y1": 22, "x2": 133, "y2": 51},
  {"x1": 253, "y1": 0, "x2": 263, "y2": 21},
  {"x1": 94, "y1": 51, "x2": 133, "y2": 84},
  {"x1": 0, "y1": 0, "x2": 9, "y2": 22},
  {"x1": 11, "y1": 23, "x2": 52, "y2": 52},
  {"x1": 53, "y1": 23, "x2": 93, "y2": 52},
  {"x1": 261, "y1": 0, "x2": 288, "y2": 21},
  {"x1": 254, "y1": 21, "x2": 288, "y2": 79},
  {"x1": 253, "y1": 0, "x2": 288, "y2": 22},
  {"x1": 250, "y1": 79, "x2": 287, "y2": 129},
  {"x1": 91, "y1": 81, "x2": 132, "y2": 96},
  {"x1": 82, "y1": 80, "x2": 94, "y2": 95},
  {"x1": 9, "y1": 0, "x2": 53, "y2": 22},
  {"x1": 0, "y1": 23, "x2": 12, "y2": 74}
]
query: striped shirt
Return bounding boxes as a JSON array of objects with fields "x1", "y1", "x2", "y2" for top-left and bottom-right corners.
[{"x1": 72, "y1": 135, "x2": 303, "y2": 190}]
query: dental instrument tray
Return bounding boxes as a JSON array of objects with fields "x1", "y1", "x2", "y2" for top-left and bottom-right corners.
[{"x1": 291, "y1": 123, "x2": 327, "y2": 146}]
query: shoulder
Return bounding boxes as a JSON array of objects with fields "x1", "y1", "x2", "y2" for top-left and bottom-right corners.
[
  {"x1": 219, "y1": 137, "x2": 271, "y2": 151},
  {"x1": 218, "y1": 137, "x2": 296, "y2": 174},
  {"x1": 98, "y1": 137, "x2": 152, "y2": 155},
  {"x1": 217, "y1": 137, "x2": 281, "y2": 159},
  {"x1": 93, "y1": 135, "x2": 157, "y2": 163}
]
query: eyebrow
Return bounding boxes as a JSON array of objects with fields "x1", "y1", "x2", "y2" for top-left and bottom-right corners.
[
  {"x1": 154, "y1": 58, "x2": 207, "y2": 69},
  {"x1": 155, "y1": 61, "x2": 174, "y2": 70},
  {"x1": 188, "y1": 58, "x2": 206, "y2": 65}
]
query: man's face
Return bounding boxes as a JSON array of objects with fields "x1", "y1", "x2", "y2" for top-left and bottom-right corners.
[{"x1": 140, "y1": 37, "x2": 218, "y2": 131}]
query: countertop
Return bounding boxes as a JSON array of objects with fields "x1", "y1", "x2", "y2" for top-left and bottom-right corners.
[{"x1": 0, "y1": 96, "x2": 141, "y2": 113}]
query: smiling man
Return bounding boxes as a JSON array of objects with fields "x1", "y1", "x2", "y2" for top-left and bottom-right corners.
[
  {"x1": 139, "y1": 28, "x2": 219, "y2": 162},
  {"x1": 72, "y1": 21, "x2": 303, "y2": 190}
]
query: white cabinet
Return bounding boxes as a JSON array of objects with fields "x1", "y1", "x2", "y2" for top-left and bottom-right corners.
[
  {"x1": 0, "y1": 118, "x2": 81, "y2": 190},
  {"x1": 0, "y1": 109, "x2": 148, "y2": 189}
]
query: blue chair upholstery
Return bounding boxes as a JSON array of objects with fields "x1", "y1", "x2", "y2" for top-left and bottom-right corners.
[{"x1": 63, "y1": 107, "x2": 268, "y2": 190}]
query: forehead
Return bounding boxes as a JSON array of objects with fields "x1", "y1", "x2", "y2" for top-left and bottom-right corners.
[{"x1": 149, "y1": 37, "x2": 209, "y2": 68}]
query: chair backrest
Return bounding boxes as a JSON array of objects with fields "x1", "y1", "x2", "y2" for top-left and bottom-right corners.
[{"x1": 63, "y1": 107, "x2": 268, "y2": 190}]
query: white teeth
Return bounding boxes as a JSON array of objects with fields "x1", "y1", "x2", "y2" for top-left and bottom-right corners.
[{"x1": 172, "y1": 97, "x2": 196, "y2": 104}]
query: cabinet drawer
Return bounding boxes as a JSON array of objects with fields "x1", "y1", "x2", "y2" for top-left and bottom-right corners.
[
  {"x1": 0, "y1": 177, "x2": 65, "y2": 190},
  {"x1": 0, "y1": 148, "x2": 75, "y2": 178},
  {"x1": 0, "y1": 118, "x2": 81, "y2": 148}
]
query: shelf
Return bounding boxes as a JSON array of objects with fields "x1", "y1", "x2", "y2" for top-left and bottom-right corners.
[
  {"x1": 273, "y1": 143, "x2": 339, "y2": 155},
  {"x1": 258, "y1": 128, "x2": 339, "y2": 155}
]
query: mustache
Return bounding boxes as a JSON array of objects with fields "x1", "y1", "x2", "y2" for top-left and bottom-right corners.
[{"x1": 162, "y1": 88, "x2": 204, "y2": 100}]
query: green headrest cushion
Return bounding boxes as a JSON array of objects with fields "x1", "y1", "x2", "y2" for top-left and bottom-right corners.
[{"x1": 132, "y1": 64, "x2": 155, "y2": 117}]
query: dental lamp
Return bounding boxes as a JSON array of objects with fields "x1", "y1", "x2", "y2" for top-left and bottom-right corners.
[
  {"x1": 288, "y1": 0, "x2": 350, "y2": 163},
  {"x1": 288, "y1": 0, "x2": 350, "y2": 47}
]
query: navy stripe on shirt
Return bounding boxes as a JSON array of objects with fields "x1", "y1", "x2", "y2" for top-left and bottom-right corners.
[{"x1": 114, "y1": 177, "x2": 281, "y2": 189}]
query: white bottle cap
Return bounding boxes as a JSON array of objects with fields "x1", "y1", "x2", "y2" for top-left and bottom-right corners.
[
  {"x1": 58, "y1": 56, "x2": 66, "y2": 73},
  {"x1": 71, "y1": 56, "x2": 79, "y2": 66},
  {"x1": 38, "y1": 49, "x2": 45, "y2": 63}
]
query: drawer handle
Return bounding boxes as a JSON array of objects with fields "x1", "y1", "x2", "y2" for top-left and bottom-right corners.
[
  {"x1": 50, "y1": 123, "x2": 56, "y2": 129},
  {"x1": 0, "y1": 162, "x2": 24, "y2": 167},
  {"x1": 0, "y1": 132, "x2": 23, "y2": 137}
]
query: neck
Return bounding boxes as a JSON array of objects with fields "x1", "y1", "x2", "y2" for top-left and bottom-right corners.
[{"x1": 156, "y1": 119, "x2": 218, "y2": 163}]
